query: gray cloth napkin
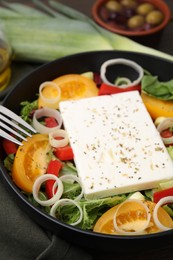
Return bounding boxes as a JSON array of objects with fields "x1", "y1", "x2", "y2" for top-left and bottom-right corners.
[{"x1": 0, "y1": 179, "x2": 93, "y2": 260}]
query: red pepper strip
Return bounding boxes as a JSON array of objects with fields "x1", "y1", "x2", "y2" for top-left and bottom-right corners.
[
  {"x1": 44, "y1": 117, "x2": 58, "y2": 128},
  {"x1": 98, "y1": 83, "x2": 141, "y2": 96},
  {"x1": 45, "y1": 160, "x2": 63, "y2": 199},
  {"x1": 2, "y1": 138, "x2": 18, "y2": 155},
  {"x1": 54, "y1": 145, "x2": 74, "y2": 161},
  {"x1": 153, "y1": 187, "x2": 173, "y2": 203}
]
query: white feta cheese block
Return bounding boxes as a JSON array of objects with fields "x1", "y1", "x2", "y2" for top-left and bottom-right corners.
[{"x1": 59, "y1": 91, "x2": 173, "y2": 200}]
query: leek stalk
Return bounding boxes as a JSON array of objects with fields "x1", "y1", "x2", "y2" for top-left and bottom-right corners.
[
  {"x1": 0, "y1": 0, "x2": 172, "y2": 63},
  {"x1": 3, "y1": 17, "x2": 112, "y2": 62}
]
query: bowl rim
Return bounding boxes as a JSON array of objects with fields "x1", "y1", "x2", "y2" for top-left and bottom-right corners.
[{"x1": 92, "y1": 0, "x2": 171, "y2": 37}]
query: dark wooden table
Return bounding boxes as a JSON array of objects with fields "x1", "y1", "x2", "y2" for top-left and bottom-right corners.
[{"x1": 1, "y1": 1, "x2": 173, "y2": 259}]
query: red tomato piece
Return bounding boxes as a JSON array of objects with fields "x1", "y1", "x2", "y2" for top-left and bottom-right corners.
[
  {"x1": 54, "y1": 145, "x2": 74, "y2": 161},
  {"x1": 94, "y1": 72, "x2": 102, "y2": 86},
  {"x1": 160, "y1": 129, "x2": 173, "y2": 138},
  {"x1": 2, "y1": 138, "x2": 18, "y2": 154},
  {"x1": 44, "y1": 117, "x2": 58, "y2": 128}
]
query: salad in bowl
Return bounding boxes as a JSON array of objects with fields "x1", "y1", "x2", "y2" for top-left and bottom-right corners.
[{"x1": 1, "y1": 51, "x2": 173, "y2": 252}]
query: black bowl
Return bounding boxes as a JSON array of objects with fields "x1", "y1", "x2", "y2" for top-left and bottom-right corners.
[{"x1": 1, "y1": 50, "x2": 173, "y2": 253}]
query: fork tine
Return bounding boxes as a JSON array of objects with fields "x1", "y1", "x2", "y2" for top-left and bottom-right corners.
[
  {"x1": 0, "y1": 129, "x2": 23, "y2": 146},
  {"x1": 0, "y1": 105, "x2": 37, "y2": 146},
  {"x1": 0, "y1": 121, "x2": 28, "y2": 141},
  {"x1": 0, "y1": 105, "x2": 36, "y2": 133},
  {"x1": 0, "y1": 114, "x2": 32, "y2": 137}
]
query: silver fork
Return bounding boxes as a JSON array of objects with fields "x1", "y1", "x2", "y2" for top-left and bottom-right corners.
[{"x1": 0, "y1": 105, "x2": 36, "y2": 146}]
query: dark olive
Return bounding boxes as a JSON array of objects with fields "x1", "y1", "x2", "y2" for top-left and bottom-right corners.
[
  {"x1": 120, "y1": 0, "x2": 137, "y2": 9},
  {"x1": 127, "y1": 15, "x2": 145, "y2": 29},
  {"x1": 146, "y1": 10, "x2": 164, "y2": 26},
  {"x1": 137, "y1": 3, "x2": 155, "y2": 16},
  {"x1": 105, "y1": 1, "x2": 122, "y2": 12}
]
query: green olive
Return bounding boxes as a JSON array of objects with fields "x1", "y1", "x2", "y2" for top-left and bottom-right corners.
[
  {"x1": 137, "y1": 3, "x2": 155, "y2": 16},
  {"x1": 127, "y1": 15, "x2": 145, "y2": 29},
  {"x1": 120, "y1": 0, "x2": 137, "y2": 9},
  {"x1": 105, "y1": 1, "x2": 122, "y2": 12},
  {"x1": 146, "y1": 10, "x2": 164, "y2": 26}
]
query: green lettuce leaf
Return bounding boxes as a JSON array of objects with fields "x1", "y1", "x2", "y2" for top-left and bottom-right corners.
[
  {"x1": 167, "y1": 146, "x2": 173, "y2": 160},
  {"x1": 163, "y1": 204, "x2": 173, "y2": 217},
  {"x1": 53, "y1": 194, "x2": 126, "y2": 230},
  {"x1": 62, "y1": 182, "x2": 81, "y2": 200},
  {"x1": 3, "y1": 154, "x2": 15, "y2": 172},
  {"x1": 20, "y1": 99, "x2": 38, "y2": 123},
  {"x1": 142, "y1": 75, "x2": 173, "y2": 100},
  {"x1": 80, "y1": 195, "x2": 126, "y2": 230}
]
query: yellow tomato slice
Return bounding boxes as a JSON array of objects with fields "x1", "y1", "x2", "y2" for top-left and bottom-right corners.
[
  {"x1": 38, "y1": 74, "x2": 98, "y2": 109},
  {"x1": 94, "y1": 204, "x2": 120, "y2": 235},
  {"x1": 141, "y1": 92, "x2": 173, "y2": 120},
  {"x1": 93, "y1": 200, "x2": 173, "y2": 235},
  {"x1": 12, "y1": 134, "x2": 50, "y2": 193}
]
